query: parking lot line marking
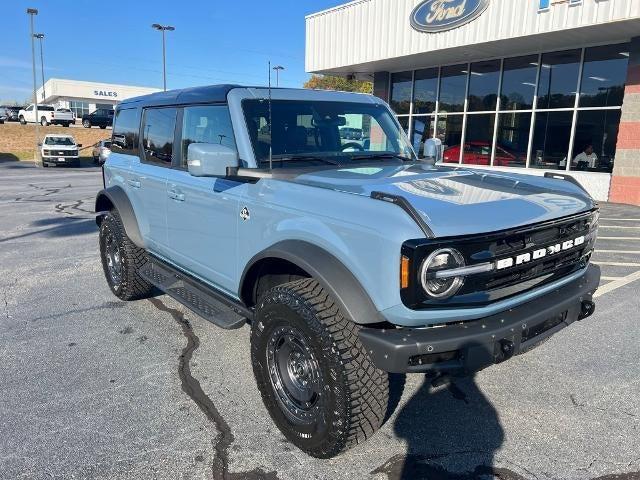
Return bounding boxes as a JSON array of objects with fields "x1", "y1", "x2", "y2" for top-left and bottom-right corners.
[
  {"x1": 599, "y1": 218, "x2": 640, "y2": 222},
  {"x1": 592, "y1": 261, "x2": 640, "y2": 267},
  {"x1": 601, "y1": 276, "x2": 625, "y2": 281},
  {"x1": 595, "y1": 249, "x2": 640, "y2": 254},
  {"x1": 599, "y1": 225, "x2": 640, "y2": 229},
  {"x1": 597, "y1": 236, "x2": 640, "y2": 240},
  {"x1": 595, "y1": 270, "x2": 640, "y2": 298}
]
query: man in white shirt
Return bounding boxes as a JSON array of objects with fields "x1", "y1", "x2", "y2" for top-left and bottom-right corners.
[{"x1": 573, "y1": 144, "x2": 598, "y2": 169}]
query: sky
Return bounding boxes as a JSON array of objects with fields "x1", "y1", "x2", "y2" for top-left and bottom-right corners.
[{"x1": 0, "y1": 0, "x2": 346, "y2": 102}]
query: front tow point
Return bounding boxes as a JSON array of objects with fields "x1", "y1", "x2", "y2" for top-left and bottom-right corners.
[{"x1": 578, "y1": 300, "x2": 596, "y2": 320}]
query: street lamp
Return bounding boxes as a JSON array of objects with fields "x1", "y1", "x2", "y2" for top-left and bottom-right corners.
[
  {"x1": 27, "y1": 8, "x2": 40, "y2": 166},
  {"x1": 272, "y1": 65, "x2": 285, "y2": 87},
  {"x1": 33, "y1": 33, "x2": 46, "y2": 100},
  {"x1": 151, "y1": 24, "x2": 175, "y2": 91}
]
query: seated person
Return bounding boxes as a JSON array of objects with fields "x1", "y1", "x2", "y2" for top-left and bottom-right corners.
[{"x1": 573, "y1": 144, "x2": 598, "y2": 170}]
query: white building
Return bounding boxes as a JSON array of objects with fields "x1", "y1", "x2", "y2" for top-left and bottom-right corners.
[
  {"x1": 36, "y1": 78, "x2": 160, "y2": 118},
  {"x1": 306, "y1": 0, "x2": 640, "y2": 204}
]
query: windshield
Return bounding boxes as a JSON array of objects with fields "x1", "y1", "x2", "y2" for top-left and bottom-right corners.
[
  {"x1": 242, "y1": 100, "x2": 414, "y2": 167},
  {"x1": 45, "y1": 136, "x2": 75, "y2": 146}
]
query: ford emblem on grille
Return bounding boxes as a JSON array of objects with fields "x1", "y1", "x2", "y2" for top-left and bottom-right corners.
[{"x1": 496, "y1": 235, "x2": 586, "y2": 270}]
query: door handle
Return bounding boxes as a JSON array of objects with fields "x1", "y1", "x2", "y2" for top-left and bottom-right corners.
[
  {"x1": 127, "y1": 179, "x2": 141, "y2": 188},
  {"x1": 168, "y1": 189, "x2": 185, "y2": 202}
]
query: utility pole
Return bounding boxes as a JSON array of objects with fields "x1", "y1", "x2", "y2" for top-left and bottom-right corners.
[
  {"x1": 272, "y1": 65, "x2": 285, "y2": 87},
  {"x1": 151, "y1": 24, "x2": 175, "y2": 91},
  {"x1": 34, "y1": 33, "x2": 46, "y2": 100},
  {"x1": 27, "y1": 8, "x2": 40, "y2": 167}
]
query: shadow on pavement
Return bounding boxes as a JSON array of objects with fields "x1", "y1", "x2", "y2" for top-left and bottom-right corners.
[
  {"x1": 372, "y1": 374, "x2": 514, "y2": 480},
  {"x1": 0, "y1": 216, "x2": 96, "y2": 243}
]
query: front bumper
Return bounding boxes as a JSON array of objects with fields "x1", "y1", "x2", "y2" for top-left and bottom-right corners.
[
  {"x1": 359, "y1": 264, "x2": 600, "y2": 374},
  {"x1": 42, "y1": 156, "x2": 79, "y2": 163}
]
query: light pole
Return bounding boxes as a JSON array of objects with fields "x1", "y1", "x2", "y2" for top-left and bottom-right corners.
[
  {"x1": 151, "y1": 24, "x2": 175, "y2": 91},
  {"x1": 34, "y1": 33, "x2": 46, "y2": 100},
  {"x1": 272, "y1": 65, "x2": 285, "y2": 87},
  {"x1": 27, "y1": 8, "x2": 40, "y2": 166}
]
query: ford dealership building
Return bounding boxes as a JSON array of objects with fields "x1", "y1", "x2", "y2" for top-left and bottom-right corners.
[
  {"x1": 306, "y1": 0, "x2": 640, "y2": 204},
  {"x1": 36, "y1": 78, "x2": 160, "y2": 119}
]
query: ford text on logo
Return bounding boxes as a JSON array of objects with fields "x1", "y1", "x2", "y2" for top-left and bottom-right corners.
[
  {"x1": 94, "y1": 90, "x2": 118, "y2": 98},
  {"x1": 496, "y1": 236, "x2": 586, "y2": 271},
  {"x1": 410, "y1": 0, "x2": 490, "y2": 33}
]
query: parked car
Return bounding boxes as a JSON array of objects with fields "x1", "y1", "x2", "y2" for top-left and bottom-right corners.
[
  {"x1": 1, "y1": 105, "x2": 23, "y2": 122},
  {"x1": 56, "y1": 108, "x2": 76, "y2": 124},
  {"x1": 92, "y1": 139, "x2": 111, "y2": 165},
  {"x1": 82, "y1": 108, "x2": 114, "y2": 129},
  {"x1": 40, "y1": 134, "x2": 82, "y2": 167},
  {"x1": 19, "y1": 104, "x2": 74, "y2": 127},
  {"x1": 339, "y1": 126, "x2": 363, "y2": 140},
  {"x1": 442, "y1": 141, "x2": 526, "y2": 167},
  {"x1": 95, "y1": 85, "x2": 600, "y2": 459}
]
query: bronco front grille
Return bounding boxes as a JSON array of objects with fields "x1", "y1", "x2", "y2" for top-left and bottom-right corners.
[{"x1": 401, "y1": 209, "x2": 599, "y2": 309}]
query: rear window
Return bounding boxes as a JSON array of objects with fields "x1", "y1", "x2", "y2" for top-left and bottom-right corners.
[
  {"x1": 111, "y1": 108, "x2": 140, "y2": 156},
  {"x1": 37, "y1": 105, "x2": 54, "y2": 111}
]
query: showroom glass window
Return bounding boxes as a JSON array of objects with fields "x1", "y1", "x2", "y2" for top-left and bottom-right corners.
[
  {"x1": 411, "y1": 116, "x2": 434, "y2": 158},
  {"x1": 413, "y1": 68, "x2": 438, "y2": 114},
  {"x1": 142, "y1": 108, "x2": 177, "y2": 165},
  {"x1": 69, "y1": 100, "x2": 89, "y2": 119},
  {"x1": 500, "y1": 55, "x2": 538, "y2": 110},
  {"x1": 530, "y1": 111, "x2": 573, "y2": 170},
  {"x1": 467, "y1": 60, "x2": 500, "y2": 112},
  {"x1": 580, "y1": 44, "x2": 629, "y2": 108},
  {"x1": 390, "y1": 71, "x2": 412, "y2": 114},
  {"x1": 439, "y1": 64, "x2": 467, "y2": 113},
  {"x1": 495, "y1": 112, "x2": 530, "y2": 168},
  {"x1": 438, "y1": 115, "x2": 463, "y2": 163},
  {"x1": 463, "y1": 114, "x2": 496, "y2": 165},
  {"x1": 572, "y1": 110, "x2": 621, "y2": 173},
  {"x1": 537, "y1": 49, "x2": 581, "y2": 109}
]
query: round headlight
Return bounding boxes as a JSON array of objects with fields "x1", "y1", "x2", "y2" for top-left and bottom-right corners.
[{"x1": 420, "y1": 248, "x2": 465, "y2": 299}]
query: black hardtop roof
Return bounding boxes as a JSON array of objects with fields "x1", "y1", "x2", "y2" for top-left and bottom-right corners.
[{"x1": 117, "y1": 84, "x2": 247, "y2": 109}]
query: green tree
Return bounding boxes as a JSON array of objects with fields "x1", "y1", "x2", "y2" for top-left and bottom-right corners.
[{"x1": 303, "y1": 74, "x2": 372, "y2": 94}]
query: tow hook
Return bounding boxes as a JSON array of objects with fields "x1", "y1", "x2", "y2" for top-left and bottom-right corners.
[{"x1": 578, "y1": 300, "x2": 596, "y2": 320}]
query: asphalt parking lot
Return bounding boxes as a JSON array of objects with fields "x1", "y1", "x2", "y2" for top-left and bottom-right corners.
[{"x1": 0, "y1": 160, "x2": 639, "y2": 480}]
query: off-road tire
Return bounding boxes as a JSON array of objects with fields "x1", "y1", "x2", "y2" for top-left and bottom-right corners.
[
  {"x1": 99, "y1": 209, "x2": 154, "y2": 301},
  {"x1": 251, "y1": 278, "x2": 391, "y2": 458}
]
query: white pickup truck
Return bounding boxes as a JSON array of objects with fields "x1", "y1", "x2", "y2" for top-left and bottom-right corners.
[
  {"x1": 19, "y1": 104, "x2": 74, "y2": 127},
  {"x1": 40, "y1": 134, "x2": 81, "y2": 167}
]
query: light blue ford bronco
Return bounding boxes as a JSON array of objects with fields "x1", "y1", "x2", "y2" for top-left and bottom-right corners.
[{"x1": 95, "y1": 85, "x2": 600, "y2": 458}]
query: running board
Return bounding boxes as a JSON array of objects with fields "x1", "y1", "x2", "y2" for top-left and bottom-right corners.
[{"x1": 139, "y1": 257, "x2": 250, "y2": 330}]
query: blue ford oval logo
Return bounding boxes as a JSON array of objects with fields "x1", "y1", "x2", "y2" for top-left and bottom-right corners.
[{"x1": 411, "y1": 0, "x2": 490, "y2": 33}]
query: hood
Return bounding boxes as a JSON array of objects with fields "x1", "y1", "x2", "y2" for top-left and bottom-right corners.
[{"x1": 287, "y1": 164, "x2": 595, "y2": 237}]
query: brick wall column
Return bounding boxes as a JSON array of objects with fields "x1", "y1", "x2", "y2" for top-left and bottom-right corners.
[{"x1": 610, "y1": 37, "x2": 640, "y2": 205}]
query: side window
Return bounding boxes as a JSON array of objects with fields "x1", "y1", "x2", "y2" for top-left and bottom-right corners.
[
  {"x1": 142, "y1": 107, "x2": 177, "y2": 166},
  {"x1": 26, "y1": 105, "x2": 33, "y2": 111},
  {"x1": 180, "y1": 105, "x2": 236, "y2": 169},
  {"x1": 111, "y1": 108, "x2": 140, "y2": 156}
]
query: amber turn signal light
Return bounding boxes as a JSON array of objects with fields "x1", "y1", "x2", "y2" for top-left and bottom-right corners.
[{"x1": 400, "y1": 255, "x2": 410, "y2": 289}]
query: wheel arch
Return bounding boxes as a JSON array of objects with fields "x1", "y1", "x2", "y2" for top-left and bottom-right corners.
[
  {"x1": 240, "y1": 240, "x2": 384, "y2": 325},
  {"x1": 95, "y1": 186, "x2": 145, "y2": 248}
]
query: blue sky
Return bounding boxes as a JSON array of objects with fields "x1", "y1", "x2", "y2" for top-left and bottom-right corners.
[{"x1": 0, "y1": 0, "x2": 345, "y2": 102}]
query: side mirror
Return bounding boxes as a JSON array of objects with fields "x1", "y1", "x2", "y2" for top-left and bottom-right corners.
[
  {"x1": 187, "y1": 143, "x2": 239, "y2": 177},
  {"x1": 77, "y1": 144, "x2": 83, "y2": 148}
]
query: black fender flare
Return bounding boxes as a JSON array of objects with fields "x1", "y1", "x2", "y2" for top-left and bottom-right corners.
[
  {"x1": 94, "y1": 186, "x2": 145, "y2": 248},
  {"x1": 240, "y1": 240, "x2": 384, "y2": 325}
]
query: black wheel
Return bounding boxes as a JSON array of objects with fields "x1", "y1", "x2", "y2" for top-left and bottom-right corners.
[
  {"x1": 93, "y1": 156, "x2": 99, "y2": 164},
  {"x1": 251, "y1": 278, "x2": 393, "y2": 458},
  {"x1": 64, "y1": 123, "x2": 70, "y2": 127},
  {"x1": 19, "y1": 116, "x2": 26, "y2": 125},
  {"x1": 40, "y1": 117, "x2": 48, "y2": 127},
  {"x1": 83, "y1": 119, "x2": 91, "y2": 128},
  {"x1": 99, "y1": 210, "x2": 154, "y2": 301},
  {"x1": 99, "y1": 125, "x2": 106, "y2": 129}
]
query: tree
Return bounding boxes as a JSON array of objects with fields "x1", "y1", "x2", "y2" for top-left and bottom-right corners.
[{"x1": 303, "y1": 74, "x2": 372, "y2": 94}]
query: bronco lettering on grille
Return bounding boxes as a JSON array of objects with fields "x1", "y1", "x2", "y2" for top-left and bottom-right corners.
[{"x1": 496, "y1": 235, "x2": 585, "y2": 270}]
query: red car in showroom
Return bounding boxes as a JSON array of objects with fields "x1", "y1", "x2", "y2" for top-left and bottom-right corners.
[{"x1": 443, "y1": 141, "x2": 525, "y2": 167}]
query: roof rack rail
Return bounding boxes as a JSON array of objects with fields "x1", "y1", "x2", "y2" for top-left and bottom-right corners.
[{"x1": 543, "y1": 172, "x2": 589, "y2": 194}]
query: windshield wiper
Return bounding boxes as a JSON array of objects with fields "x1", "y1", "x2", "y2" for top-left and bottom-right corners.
[
  {"x1": 350, "y1": 153, "x2": 414, "y2": 162},
  {"x1": 261, "y1": 155, "x2": 342, "y2": 166}
]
